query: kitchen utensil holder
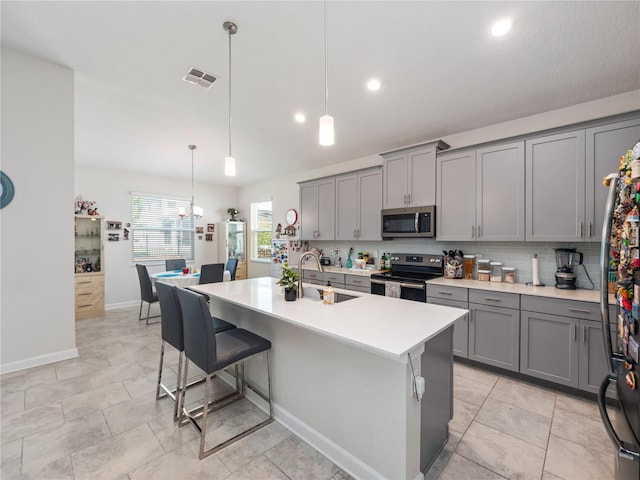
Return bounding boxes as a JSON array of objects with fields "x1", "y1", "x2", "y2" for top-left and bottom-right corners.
[{"x1": 444, "y1": 262, "x2": 463, "y2": 279}]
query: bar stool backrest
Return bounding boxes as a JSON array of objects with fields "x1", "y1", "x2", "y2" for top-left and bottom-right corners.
[
  {"x1": 199, "y1": 263, "x2": 225, "y2": 284},
  {"x1": 155, "y1": 281, "x2": 184, "y2": 351},
  {"x1": 176, "y1": 288, "x2": 218, "y2": 374},
  {"x1": 165, "y1": 259, "x2": 186, "y2": 271},
  {"x1": 225, "y1": 258, "x2": 238, "y2": 280}
]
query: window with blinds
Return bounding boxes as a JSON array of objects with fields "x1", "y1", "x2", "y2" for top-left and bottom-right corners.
[
  {"x1": 131, "y1": 192, "x2": 194, "y2": 262},
  {"x1": 251, "y1": 200, "x2": 272, "y2": 260}
]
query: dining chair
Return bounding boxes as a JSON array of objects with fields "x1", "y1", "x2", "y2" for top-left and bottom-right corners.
[
  {"x1": 199, "y1": 263, "x2": 225, "y2": 284},
  {"x1": 176, "y1": 288, "x2": 273, "y2": 459},
  {"x1": 224, "y1": 257, "x2": 238, "y2": 281},
  {"x1": 155, "y1": 281, "x2": 236, "y2": 421},
  {"x1": 165, "y1": 258, "x2": 187, "y2": 271},
  {"x1": 135, "y1": 264, "x2": 160, "y2": 325}
]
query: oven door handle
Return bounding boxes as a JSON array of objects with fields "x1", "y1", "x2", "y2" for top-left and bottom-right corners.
[
  {"x1": 598, "y1": 374, "x2": 640, "y2": 462},
  {"x1": 400, "y1": 282, "x2": 426, "y2": 290},
  {"x1": 371, "y1": 279, "x2": 386, "y2": 285},
  {"x1": 415, "y1": 213, "x2": 420, "y2": 233}
]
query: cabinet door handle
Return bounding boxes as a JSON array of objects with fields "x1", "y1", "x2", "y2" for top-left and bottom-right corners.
[
  {"x1": 78, "y1": 292, "x2": 91, "y2": 296},
  {"x1": 78, "y1": 281, "x2": 92, "y2": 284},
  {"x1": 470, "y1": 311, "x2": 473, "y2": 323},
  {"x1": 478, "y1": 225, "x2": 482, "y2": 238},
  {"x1": 583, "y1": 325, "x2": 588, "y2": 344},
  {"x1": 351, "y1": 279, "x2": 363, "y2": 284},
  {"x1": 78, "y1": 304, "x2": 93, "y2": 308},
  {"x1": 471, "y1": 225, "x2": 475, "y2": 238},
  {"x1": 438, "y1": 291, "x2": 453, "y2": 296},
  {"x1": 407, "y1": 193, "x2": 411, "y2": 205},
  {"x1": 568, "y1": 307, "x2": 591, "y2": 314},
  {"x1": 484, "y1": 297, "x2": 502, "y2": 302},
  {"x1": 588, "y1": 221, "x2": 593, "y2": 237},
  {"x1": 573, "y1": 324, "x2": 577, "y2": 340},
  {"x1": 580, "y1": 221, "x2": 583, "y2": 237}
]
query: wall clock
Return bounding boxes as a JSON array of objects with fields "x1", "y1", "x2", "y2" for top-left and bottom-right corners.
[
  {"x1": 0, "y1": 171, "x2": 15, "y2": 209},
  {"x1": 286, "y1": 208, "x2": 298, "y2": 226}
]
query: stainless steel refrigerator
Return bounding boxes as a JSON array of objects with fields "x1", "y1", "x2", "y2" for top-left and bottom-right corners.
[{"x1": 599, "y1": 139, "x2": 640, "y2": 479}]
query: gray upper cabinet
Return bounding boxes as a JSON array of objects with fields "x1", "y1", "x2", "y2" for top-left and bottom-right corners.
[
  {"x1": 299, "y1": 178, "x2": 335, "y2": 240},
  {"x1": 383, "y1": 143, "x2": 445, "y2": 209},
  {"x1": 526, "y1": 130, "x2": 586, "y2": 241},
  {"x1": 476, "y1": 142, "x2": 525, "y2": 241},
  {"x1": 335, "y1": 168, "x2": 382, "y2": 241},
  {"x1": 437, "y1": 150, "x2": 476, "y2": 240},
  {"x1": 586, "y1": 118, "x2": 640, "y2": 241},
  {"x1": 438, "y1": 142, "x2": 524, "y2": 241}
]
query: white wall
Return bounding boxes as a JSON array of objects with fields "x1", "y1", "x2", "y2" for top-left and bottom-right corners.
[
  {"x1": 75, "y1": 165, "x2": 237, "y2": 308},
  {"x1": 1, "y1": 48, "x2": 77, "y2": 372},
  {"x1": 239, "y1": 91, "x2": 640, "y2": 284}
]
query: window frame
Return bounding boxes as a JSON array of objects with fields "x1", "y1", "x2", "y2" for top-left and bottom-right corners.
[
  {"x1": 130, "y1": 191, "x2": 195, "y2": 264},
  {"x1": 250, "y1": 200, "x2": 273, "y2": 263}
]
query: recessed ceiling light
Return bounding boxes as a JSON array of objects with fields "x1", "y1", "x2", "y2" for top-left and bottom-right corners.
[
  {"x1": 294, "y1": 113, "x2": 306, "y2": 123},
  {"x1": 491, "y1": 18, "x2": 512, "y2": 36},
  {"x1": 367, "y1": 78, "x2": 381, "y2": 92}
]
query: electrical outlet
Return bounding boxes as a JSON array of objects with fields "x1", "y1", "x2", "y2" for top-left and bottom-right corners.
[{"x1": 373, "y1": 250, "x2": 379, "y2": 258}]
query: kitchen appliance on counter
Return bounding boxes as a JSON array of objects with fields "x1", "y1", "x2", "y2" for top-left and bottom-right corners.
[
  {"x1": 554, "y1": 248, "x2": 583, "y2": 289},
  {"x1": 381, "y1": 206, "x2": 435, "y2": 238},
  {"x1": 598, "y1": 139, "x2": 640, "y2": 480},
  {"x1": 370, "y1": 253, "x2": 444, "y2": 302}
]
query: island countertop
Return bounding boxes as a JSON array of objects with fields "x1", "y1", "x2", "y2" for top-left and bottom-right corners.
[{"x1": 189, "y1": 277, "x2": 466, "y2": 363}]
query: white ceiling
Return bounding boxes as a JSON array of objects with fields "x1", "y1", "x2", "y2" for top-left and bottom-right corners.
[{"x1": 2, "y1": 1, "x2": 639, "y2": 187}]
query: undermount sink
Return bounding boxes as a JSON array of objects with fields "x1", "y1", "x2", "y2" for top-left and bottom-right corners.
[{"x1": 304, "y1": 287, "x2": 358, "y2": 303}]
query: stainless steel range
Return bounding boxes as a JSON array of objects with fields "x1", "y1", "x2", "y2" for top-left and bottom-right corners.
[{"x1": 370, "y1": 253, "x2": 444, "y2": 302}]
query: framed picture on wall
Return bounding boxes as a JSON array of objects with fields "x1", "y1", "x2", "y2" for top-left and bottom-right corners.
[
  {"x1": 205, "y1": 233, "x2": 213, "y2": 241},
  {"x1": 207, "y1": 224, "x2": 215, "y2": 232},
  {"x1": 195, "y1": 226, "x2": 204, "y2": 234}
]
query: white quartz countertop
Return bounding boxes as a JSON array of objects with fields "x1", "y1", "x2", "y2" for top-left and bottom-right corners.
[
  {"x1": 299, "y1": 265, "x2": 385, "y2": 276},
  {"x1": 426, "y1": 277, "x2": 616, "y2": 304},
  {"x1": 190, "y1": 277, "x2": 466, "y2": 362}
]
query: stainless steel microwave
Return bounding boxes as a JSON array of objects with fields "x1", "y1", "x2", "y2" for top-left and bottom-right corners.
[{"x1": 381, "y1": 206, "x2": 435, "y2": 238}]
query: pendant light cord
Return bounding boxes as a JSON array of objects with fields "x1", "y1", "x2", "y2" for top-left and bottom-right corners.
[
  {"x1": 228, "y1": 27, "x2": 232, "y2": 157},
  {"x1": 191, "y1": 147, "x2": 195, "y2": 207},
  {"x1": 324, "y1": 0, "x2": 328, "y2": 116}
]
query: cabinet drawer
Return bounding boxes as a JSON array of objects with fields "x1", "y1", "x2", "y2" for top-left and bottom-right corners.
[
  {"x1": 426, "y1": 284, "x2": 468, "y2": 302},
  {"x1": 427, "y1": 298, "x2": 468, "y2": 310},
  {"x1": 469, "y1": 289, "x2": 519, "y2": 310},
  {"x1": 323, "y1": 273, "x2": 345, "y2": 285},
  {"x1": 345, "y1": 275, "x2": 371, "y2": 289},
  {"x1": 521, "y1": 295, "x2": 599, "y2": 321},
  {"x1": 75, "y1": 274, "x2": 104, "y2": 294},
  {"x1": 303, "y1": 270, "x2": 322, "y2": 282},
  {"x1": 347, "y1": 285, "x2": 370, "y2": 294}
]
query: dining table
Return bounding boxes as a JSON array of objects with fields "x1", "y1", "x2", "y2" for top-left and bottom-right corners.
[{"x1": 151, "y1": 269, "x2": 232, "y2": 288}]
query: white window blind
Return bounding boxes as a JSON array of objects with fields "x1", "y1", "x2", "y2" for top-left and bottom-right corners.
[
  {"x1": 131, "y1": 192, "x2": 194, "y2": 262},
  {"x1": 251, "y1": 201, "x2": 272, "y2": 260}
]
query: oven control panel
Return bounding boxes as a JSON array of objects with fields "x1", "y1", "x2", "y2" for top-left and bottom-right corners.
[{"x1": 391, "y1": 254, "x2": 443, "y2": 267}]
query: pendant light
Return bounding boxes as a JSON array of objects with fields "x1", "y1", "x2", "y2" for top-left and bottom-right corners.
[
  {"x1": 319, "y1": 0, "x2": 334, "y2": 146},
  {"x1": 224, "y1": 21, "x2": 237, "y2": 176},
  {"x1": 179, "y1": 145, "x2": 203, "y2": 219}
]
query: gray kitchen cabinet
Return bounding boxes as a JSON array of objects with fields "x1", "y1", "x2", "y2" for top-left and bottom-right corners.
[
  {"x1": 520, "y1": 310, "x2": 580, "y2": 387},
  {"x1": 345, "y1": 274, "x2": 371, "y2": 293},
  {"x1": 302, "y1": 269, "x2": 323, "y2": 285},
  {"x1": 437, "y1": 141, "x2": 524, "y2": 241},
  {"x1": 468, "y1": 290, "x2": 520, "y2": 372},
  {"x1": 299, "y1": 178, "x2": 335, "y2": 240},
  {"x1": 436, "y1": 150, "x2": 476, "y2": 240},
  {"x1": 382, "y1": 141, "x2": 448, "y2": 209},
  {"x1": 525, "y1": 130, "x2": 586, "y2": 241},
  {"x1": 586, "y1": 117, "x2": 640, "y2": 241},
  {"x1": 335, "y1": 168, "x2": 382, "y2": 241},
  {"x1": 428, "y1": 297, "x2": 469, "y2": 358},
  {"x1": 427, "y1": 285, "x2": 469, "y2": 358},
  {"x1": 579, "y1": 319, "x2": 610, "y2": 395},
  {"x1": 475, "y1": 142, "x2": 525, "y2": 241}
]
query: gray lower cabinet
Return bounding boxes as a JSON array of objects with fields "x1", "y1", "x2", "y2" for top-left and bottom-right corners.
[
  {"x1": 345, "y1": 274, "x2": 370, "y2": 293},
  {"x1": 468, "y1": 290, "x2": 520, "y2": 372},
  {"x1": 428, "y1": 297, "x2": 469, "y2": 358},
  {"x1": 579, "y1": 319, "x2": 610, "y2": 395}
]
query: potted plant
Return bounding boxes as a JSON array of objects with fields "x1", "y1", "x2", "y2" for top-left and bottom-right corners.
[
  {"x1": 276, "y1": 263, "x2": 301, "y2": 301},
  {"x1": 227, "y1": 208, "x2": 240, "y2": 221}
]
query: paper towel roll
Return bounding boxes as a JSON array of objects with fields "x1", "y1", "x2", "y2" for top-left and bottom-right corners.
[{"x1": 532, "y1": 254, "x2": 540, "y2": 286}]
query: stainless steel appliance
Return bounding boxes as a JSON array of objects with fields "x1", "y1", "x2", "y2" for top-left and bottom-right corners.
[
  {"x1": 555, "y1": 248, "x2": 583, "y2": 289},
  {"x1": 598, "y1": 139, "x2": 640, "y2": 480},
  {"x1": 370, "y1": 253, "x2": 444, "y2": 302},
  {"x1": 381, "y1": 206, "x2": 435, "y2": 238}
]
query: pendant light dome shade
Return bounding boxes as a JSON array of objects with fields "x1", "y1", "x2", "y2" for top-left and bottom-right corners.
[{"x1": 224, "y1": 156, "x2": 236, "y2": 176}]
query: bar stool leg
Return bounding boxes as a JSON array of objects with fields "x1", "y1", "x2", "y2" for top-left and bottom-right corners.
[
  {"x1": 199, "y1": 374, "x2": 213, "y2": 459},
  {"x1": 173, "y1": 352, "x2": 184, "y2": 421},
  {"x1": 155, "y1": 341, "x2": 166, "y2": 400},
  {"x1": 179, "y1": 359, "x2": 190, "y2": 427}
]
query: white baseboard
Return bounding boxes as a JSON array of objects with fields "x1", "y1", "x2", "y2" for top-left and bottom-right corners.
[
  {"x1": 105, "y1": 300, "x2": 140, "y2": 310},
  {"x1": 0, "y1": 348, "x2": 78, "y2": 375},
  {"x1": 215, "y1": 370, "x2": 386, "y2": 480}
]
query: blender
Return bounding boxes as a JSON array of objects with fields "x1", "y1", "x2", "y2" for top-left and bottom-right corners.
[{"x1": 554, "y1": 248, "x2": 583, "y2": 289}]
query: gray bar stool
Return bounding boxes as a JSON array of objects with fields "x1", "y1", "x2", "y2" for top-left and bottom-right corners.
[
  {"x1": 176, "y1": 288, "x2": 273, "y2": 459},
  {"x1": 155, "y1": 281, "x2": 235, "y2": 421}
]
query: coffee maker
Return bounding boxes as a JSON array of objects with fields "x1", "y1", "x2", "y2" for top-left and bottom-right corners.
[{"x1": 555, "y1": 248, "x2": 583, "y2": 289}]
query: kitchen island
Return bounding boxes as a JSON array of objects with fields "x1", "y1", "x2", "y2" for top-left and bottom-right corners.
[{"x1": 189, "y1": 277, "x2": 466, "y2": 480}]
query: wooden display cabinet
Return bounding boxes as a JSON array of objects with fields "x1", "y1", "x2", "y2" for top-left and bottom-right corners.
[{"x1": 74, "y1": 215, "x2": 105, "y2": 319}]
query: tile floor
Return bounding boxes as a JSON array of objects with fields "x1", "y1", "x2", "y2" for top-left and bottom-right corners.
[{"x1": 1, "y1": 305, "x2": 617, "y2": 480}]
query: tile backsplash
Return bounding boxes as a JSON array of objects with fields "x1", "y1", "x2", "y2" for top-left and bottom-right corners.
[{"x1": 310, "y1": 239, "x2": 602, "y2": 291}]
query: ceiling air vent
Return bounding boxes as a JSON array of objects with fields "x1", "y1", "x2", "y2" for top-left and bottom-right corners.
[{"x1": 183, "y1": 67, "x2": 217, "y2": 89}]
